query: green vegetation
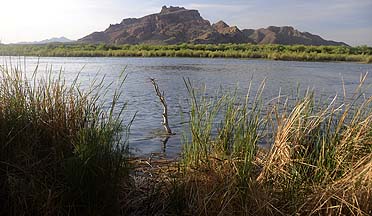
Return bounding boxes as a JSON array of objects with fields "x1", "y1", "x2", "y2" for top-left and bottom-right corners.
[
  {"x1": 1, "y1": 43, "x2": 372, "y2": 63},
  {"x1": 0, "y1": 65, "x2": 131, "y2": 215},
  {"x1": 2, "y1": 62, "x2": 372, "y2": 215},
  {"x1": 173, "y1": 76, "x2": 372, "y2": 215}
]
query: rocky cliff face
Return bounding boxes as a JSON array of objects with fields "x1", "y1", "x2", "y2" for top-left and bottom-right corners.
[
  {"x1": 79, "y1": 6, "x2": 348, "y2": 46},
  {"x1": 245, "y1": 26, "x2": 348, "y2": 46},
  {"x1": 80, "y1": 6, "x2": 212, "y2": 44}
]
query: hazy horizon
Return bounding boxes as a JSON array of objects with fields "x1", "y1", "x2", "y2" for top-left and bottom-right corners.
[{"x1": 1, "y1": 0, "x2": 371, "y2": 46}]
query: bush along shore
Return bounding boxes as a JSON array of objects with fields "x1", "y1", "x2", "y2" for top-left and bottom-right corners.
[
  {"x1": 1, "y1": 43, "x2": 372, "y2": 63},
  {"x1": 1, "y1": 64, "x2": 372, "y2": 215}
]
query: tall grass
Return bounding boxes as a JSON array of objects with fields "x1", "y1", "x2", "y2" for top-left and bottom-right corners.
[
  {"x1": 0, "y1": 64, "x2": 131, "y2": 215},
  {"x1": 2, "y1": 60, "x2": 372, "y2": 215},
  {"x1": 182, "y1": 78, "x2": 265, "y2": 176},
  {"x1": 173, "y1": 74, "x2": 372, "y2": 215}
]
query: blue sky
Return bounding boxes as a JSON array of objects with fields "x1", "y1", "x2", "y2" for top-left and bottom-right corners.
[{"x1": 0, "y1": 0, "x2": 371, "y2": 45}]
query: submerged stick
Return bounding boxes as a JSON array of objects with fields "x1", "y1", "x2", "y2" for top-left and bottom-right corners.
[{"x1": 150, "y1": 78, "x2": 174, "y2": 135}]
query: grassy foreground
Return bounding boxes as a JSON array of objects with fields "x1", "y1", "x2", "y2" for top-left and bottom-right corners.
[
  {"x1": 1, "y1": 63, "x2": 372, "y2": 215},
  {"x1": 1, "y1": 43, "x2": 372, "y2": 63},
  {"x1": 174, "y1": 77, "x2": 372, "y2": 215},
  {"x1": 0, "y1": 65, "x2": 131, "y2": 215}
]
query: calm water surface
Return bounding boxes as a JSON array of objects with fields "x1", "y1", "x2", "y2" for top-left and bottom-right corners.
[{"x1": 2, "y1": 57, "x2": 372, "y2": 158}]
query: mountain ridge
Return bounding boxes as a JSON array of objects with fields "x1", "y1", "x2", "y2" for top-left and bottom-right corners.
[
  {"x1": 79, "y1": 6, "x2": 348, "y2": 46},
  {"x1": 16, "y1": 37, "x2": 74, "y2": 45}
]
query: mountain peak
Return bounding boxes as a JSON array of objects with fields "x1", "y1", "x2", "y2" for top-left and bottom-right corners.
[
  {"x1": 212, "y1": 21, "x2": 230, "y2": 30},
  {"x1": 16, "y1": 36, "x2": 73, "y2": 45},
  {"x1": 79, "y1": 6, "x2": 348, "y2": 46},
  {"x1": 160, "y1": 6, "x2": 186, "y2": 14}
]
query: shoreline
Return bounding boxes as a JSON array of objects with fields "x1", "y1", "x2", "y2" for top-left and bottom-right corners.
[
  {"x1": 1, "y1": 43, "x2": 371, "y2": 63},
  {"x1": 1, "y1": 54, "x2": 371, "y2": 64}
]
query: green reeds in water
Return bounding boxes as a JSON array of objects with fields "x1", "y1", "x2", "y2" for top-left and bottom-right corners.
[
  {"x1": 0, "y1": 64, "x2": 131, "y2": 215},
  {"x1": 179, "y1": 74, "x2": 372, "y2": 215},
  {"x1": 182, "y1": 78, "x2": 266, "y2": 178}
]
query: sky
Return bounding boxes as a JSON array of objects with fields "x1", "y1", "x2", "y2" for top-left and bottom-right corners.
[{"x1": 0, "y1": 0, "x2": 371, "y2": 46}]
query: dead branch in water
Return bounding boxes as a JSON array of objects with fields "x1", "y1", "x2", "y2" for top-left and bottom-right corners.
[{"x1": 150, "y1": 78, "x2": 174, "y2": 135}]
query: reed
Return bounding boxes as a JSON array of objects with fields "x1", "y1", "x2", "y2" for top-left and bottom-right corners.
[
  {"x1": 0, "y1": 64, "x2": 131, "y2": 215},
  {"x1": 173, "y1": 74, "x2": 372, "y2": 215}
]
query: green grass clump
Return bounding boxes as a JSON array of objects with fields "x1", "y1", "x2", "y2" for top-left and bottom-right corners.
[
  {"x1": 173, "y1": 75, "x2": 372, "y2": 215},
  {"x1": 0, "y1": 64, "x2": 131, "y2": 215},
  {"x1": 182, "y1": 78, "x2": 265, "y2": 175}
]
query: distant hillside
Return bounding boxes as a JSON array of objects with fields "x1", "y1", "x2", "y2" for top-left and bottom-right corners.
[
  {"x1": 17, "y1": 37, "x2": 74, "y2": 45},
  {"x1": 242, "y1": 26, "x2": 347, "y2": 46},
  {"x1": 79, "y1": 6, "x2": 348, "y2": 46}
]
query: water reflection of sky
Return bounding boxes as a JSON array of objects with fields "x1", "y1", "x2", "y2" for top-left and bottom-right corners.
[{"x1": 1, "y1": 56, "x2": 372, "y2": 158}]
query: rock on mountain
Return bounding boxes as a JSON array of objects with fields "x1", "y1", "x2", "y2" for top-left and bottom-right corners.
[{"x1": 79, "y1": 6, "x2": 348, "y2": 46}]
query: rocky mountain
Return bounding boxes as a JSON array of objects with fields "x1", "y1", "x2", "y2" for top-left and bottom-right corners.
[
  {"x1": 79, "y1": 6, "x2": 348, "y2": 46},
  {"x1": 16, "y1": 37, "x2": 74, "y2": 45},
  {"x1": 243, "y1": 26, "x2": 347, "y2": 46}
]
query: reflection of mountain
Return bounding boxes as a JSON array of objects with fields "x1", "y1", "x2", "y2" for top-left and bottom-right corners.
[
  {"x1": 16, "y1": 37, "x2": 74, "y2": 45},
  {"x1": 79, "y1": 6, "x2": 348, "y2": 46}
]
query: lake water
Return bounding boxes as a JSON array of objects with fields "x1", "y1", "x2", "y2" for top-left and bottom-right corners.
[{"x1": 2, "y1": 57, "x2": 372, "y2": 158}]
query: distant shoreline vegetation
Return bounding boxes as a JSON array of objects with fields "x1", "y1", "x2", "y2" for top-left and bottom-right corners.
[{"x1": 1, "y1": 43, "x2": 371, "y2": 63}]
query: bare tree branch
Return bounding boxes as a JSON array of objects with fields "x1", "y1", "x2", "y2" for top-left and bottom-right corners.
[{"x1": 150, "y1": 78, "x2": 174, "y2": 135}]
